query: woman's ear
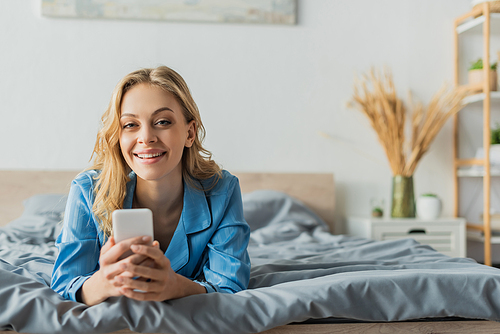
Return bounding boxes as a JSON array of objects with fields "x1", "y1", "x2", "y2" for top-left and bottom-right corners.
[{"x1": 185, "y1": 120, "x2": 196, "y2": 148}]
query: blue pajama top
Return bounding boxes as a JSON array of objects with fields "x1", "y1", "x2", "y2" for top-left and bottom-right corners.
[{"x1": 50, "y1": 169, "x2": 251, "y2": 302}]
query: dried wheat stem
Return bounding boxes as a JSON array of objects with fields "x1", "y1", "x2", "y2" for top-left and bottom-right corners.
[{"x1": 349, "y1": 68, "x2": 469, "y2": 177}]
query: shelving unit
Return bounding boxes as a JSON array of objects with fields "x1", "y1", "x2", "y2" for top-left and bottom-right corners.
[{"x1": 454, "y1": 3, "x2": 497, "y2": 266}]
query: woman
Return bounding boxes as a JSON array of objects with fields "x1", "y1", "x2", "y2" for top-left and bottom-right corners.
[{"x1": 51, "y1": 66, "x2": 251, "y2": 306}]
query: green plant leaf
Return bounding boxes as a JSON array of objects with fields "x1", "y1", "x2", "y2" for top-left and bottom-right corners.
[
  {"x1": 491, "y1": 123, "x2": 500, "y2": 145},
  {"x1": 469, "y1": 58, "x2": 483, "y2": 70},
  {"x1": 469, "y1": 58, "x2": 498, "y2": 70}
]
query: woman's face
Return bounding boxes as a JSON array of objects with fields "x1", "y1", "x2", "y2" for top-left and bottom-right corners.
[{"x1": 119, "y1": 83, "x2": 195, "y2": 182}]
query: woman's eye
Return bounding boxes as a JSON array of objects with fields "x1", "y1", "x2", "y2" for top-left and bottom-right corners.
[
  {"x1": 122, "y1": 123, "x2": 136, "y2": 129},
  {"x1": 156, "y1": 120, "x2": 172, "y2": 126}
]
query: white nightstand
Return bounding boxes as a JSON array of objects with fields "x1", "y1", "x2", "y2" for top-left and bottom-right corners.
[{"x1": 346, "y1": 217, "x2": 466, "y2": 258}]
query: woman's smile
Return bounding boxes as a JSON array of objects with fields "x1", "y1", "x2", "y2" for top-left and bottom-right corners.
[{"x1": 133, "y1": 149, "x2": 167, "y2": 162}]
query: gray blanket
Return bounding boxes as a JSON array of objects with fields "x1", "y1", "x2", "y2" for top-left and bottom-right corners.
[{"x1": 1, "y1": 191, "x2": 500, "y2": 334}]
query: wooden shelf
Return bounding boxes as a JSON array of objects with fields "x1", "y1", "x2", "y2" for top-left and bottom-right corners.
[
  {"x1": 457, "y1": 13, "x2": 500, "y2": 34},
  {"x1": 457, "y1": 168, "x2": 500, "y2": 177},
  {"x1": 467, "y1": 230, "x2": 500, "y2": 244},
  {"x1": 456, "y1": 158, "x2": 484, "y2": 166},
  {"x1": 463, "y1": 91, "x2": 500, "y2": 104}
]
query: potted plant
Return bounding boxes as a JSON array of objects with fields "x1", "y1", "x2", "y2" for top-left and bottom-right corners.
[
  {"x1": 371, "y1": 207, "x2": 384, "y2": 218},
  {"x1": 490, "y1": 123, "x2": 500, "y2": 166},
  {"x1": 370, "y1": 198, "x2": 384, "y2": 217},
  {"x1": 416, "y1": 193, "x2": 442, "y2": 220},
  {"x1": 468, "y1": 58, "x2": 497, "y2": 92},
  {"x1": 491, "y1": 122, "x2": 500, "y2": 145}
]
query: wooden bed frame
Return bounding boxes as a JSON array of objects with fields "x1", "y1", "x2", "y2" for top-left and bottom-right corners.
[
  {"x1": 0, "y1": 170, "x2": 498, "y2": 333},
  {"x1": 0, "y1": 170, "x2": 336, "y2": 231}
]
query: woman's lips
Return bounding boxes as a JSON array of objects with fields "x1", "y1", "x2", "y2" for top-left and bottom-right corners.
[
  {"x1": 134, "y1": 152, "x2": 166, "y2": 159},
  {"x1": 133, "y1": 151, "x2": 166, "y2": 164}
]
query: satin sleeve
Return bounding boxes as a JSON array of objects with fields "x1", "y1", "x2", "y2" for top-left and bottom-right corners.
[
  {"x1": 50, "y1": 174, "x2": 102, "y2": 302},
  {"x1": 202, "y1": 178, "x2": 251, "y2": 293}
]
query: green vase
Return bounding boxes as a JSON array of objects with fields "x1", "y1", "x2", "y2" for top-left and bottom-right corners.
[{"x1": 391, "y1": 175, "x2": 416, "y2": 218}]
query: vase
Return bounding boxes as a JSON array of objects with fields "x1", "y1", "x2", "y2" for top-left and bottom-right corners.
[{"x1": 391, "y1": 175, "x2": 416, "y2": 218}]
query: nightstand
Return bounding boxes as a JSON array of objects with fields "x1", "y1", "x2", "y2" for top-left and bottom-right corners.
[{"x1": 346, "y1": 217, "x2": 466, "y2": 258}]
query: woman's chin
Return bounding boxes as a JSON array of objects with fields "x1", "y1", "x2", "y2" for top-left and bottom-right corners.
[{"x1": 132, "y1": 164, "x2": 183, "y2": 183}]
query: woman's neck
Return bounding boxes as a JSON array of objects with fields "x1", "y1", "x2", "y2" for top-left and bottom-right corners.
[{"x1": 133, "y1": 171, "x2": 184, "y2": 217}]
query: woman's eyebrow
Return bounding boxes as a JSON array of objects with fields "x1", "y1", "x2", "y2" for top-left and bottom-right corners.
[{"x1": 120, "y1": 107, "x2": 174, "y2": 119}]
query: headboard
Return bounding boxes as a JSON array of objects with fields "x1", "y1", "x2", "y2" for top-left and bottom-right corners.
[{"x1": 0, "y1": 170, "x2": 335, "y2": 231}]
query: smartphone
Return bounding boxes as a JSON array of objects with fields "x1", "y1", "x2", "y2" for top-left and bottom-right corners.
[
  {"x1": 112, "y1": 208, "x2": 154, "y2": 289},
  {"x1": 112, "y1": 208, "x2": 154, "y2": 243}
]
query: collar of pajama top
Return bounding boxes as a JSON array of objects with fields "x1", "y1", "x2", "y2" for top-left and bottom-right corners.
[{"x1": 122, "y1": 172, "x2": 212, "y2": 272}]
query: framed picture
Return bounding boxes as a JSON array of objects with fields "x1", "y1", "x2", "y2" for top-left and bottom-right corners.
[{"x1": 41, "y1": 0, "x2": 297, "y2": 25}]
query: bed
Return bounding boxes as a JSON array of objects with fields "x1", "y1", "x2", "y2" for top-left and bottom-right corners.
[{"x1": 1, "y1": 170, "x2": 500, "y2": 334}]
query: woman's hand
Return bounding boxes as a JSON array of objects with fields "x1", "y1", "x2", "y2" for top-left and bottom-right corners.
[
  {"x1": 115, "y1": 241, "x2": 206, "y2": 301},
  {"x1": 80, "y1": 235, "x2": 153, "y2": 306}
]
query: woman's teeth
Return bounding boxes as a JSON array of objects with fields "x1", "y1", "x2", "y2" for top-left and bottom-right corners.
[{"x1": 136, "y1": 152, "x2": 164, "y2": 159}]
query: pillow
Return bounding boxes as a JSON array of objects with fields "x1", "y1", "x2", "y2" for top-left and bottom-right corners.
[
  {"x1": 242, "y1": 190, "x2": 328, "y2": 232},
  {"x1": 18, "y1": 192, "x2": 326, "y2": 234},
  {"x1": 1, "y1": 194, "x2": 68, "y2": 246},
  {"x1": 22, "y1": 194, "x2": 67, "y2": 221}
]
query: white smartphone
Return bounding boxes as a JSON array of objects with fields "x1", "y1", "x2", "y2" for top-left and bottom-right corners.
[{"x1": 112, "y1": 208, "x2": 154, "y2": 243}]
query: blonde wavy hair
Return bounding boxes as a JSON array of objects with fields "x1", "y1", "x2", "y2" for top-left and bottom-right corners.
[{"x1": 89, "y1": 66, "x2": 221, "y2": 236}]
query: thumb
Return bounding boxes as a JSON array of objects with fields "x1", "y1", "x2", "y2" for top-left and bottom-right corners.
[{"x1": 101, "y1": 236, "x2": 116, "y2": 255}]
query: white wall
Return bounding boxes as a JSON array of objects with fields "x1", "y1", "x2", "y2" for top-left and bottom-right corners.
[{"x1": 0, "y1": 0, "x2": 472, "y2": 231}]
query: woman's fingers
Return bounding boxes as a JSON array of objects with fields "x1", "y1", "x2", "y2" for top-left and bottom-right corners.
[
  {"x1": 116, "y1": 276, "x2": 161, "y2": 293},
  {"x1": 119, "y1": 287, "x2": 160, "y2": 301},
  {"x1": 102, "y1": 240, "x2": 172, "y2": 301},
  {"x1": 115, "y1": 244, "x2": 184, "y2": 302},
  {"x1": 126, "y1": 253, "x2": 150, "y2": 265},
  {"x1": 100, "y1": 261, "x2": 130, "y2": 280},
  {"x1": 137, "y1": 258, "x2": 156, "y2": 268},
  {"x1": 100, "y1": 236, "x2": 115, "y2": 256},
  {"x1": 101, "y1": 236, "x2": 152, "y2": 264},
  {"x1": 130, "y1": 243, "x2": 165, "y2": 263},
  {"x1": 98, "y1": 236, "x2": 153, "y2": 281},
  {"x1": 119, "y1": 262, "x2": 159, "y2": 280}
]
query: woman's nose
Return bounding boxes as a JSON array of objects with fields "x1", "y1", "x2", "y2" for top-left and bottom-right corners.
[{"x1": 138, "y1": 126, "x2": 157, "y2": 144}]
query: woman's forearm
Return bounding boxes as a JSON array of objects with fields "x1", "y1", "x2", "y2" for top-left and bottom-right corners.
[
  {"x1": 82, "y1": 271, "x2": 205, "y2": 305},
  {"x1": 172, "y1": 273, "x2": 207, "y2": 299},
  {"x1": 80, "y1": 271, "x2": 111, "y2": 306}
]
